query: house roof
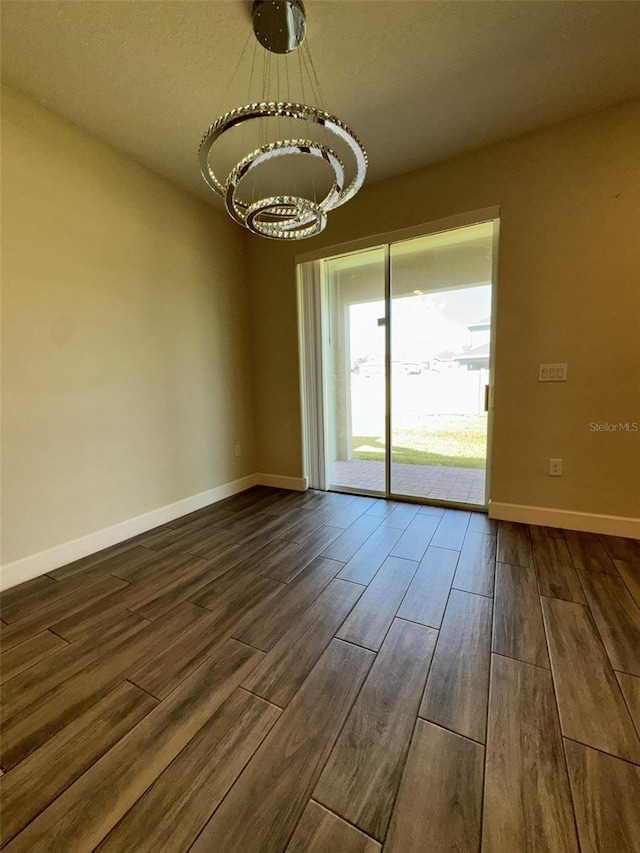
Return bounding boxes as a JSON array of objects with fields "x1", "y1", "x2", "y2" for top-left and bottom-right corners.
[
  {"x1": 459, "y1": 342, "x2": 490, "y2": 357},
  {"x1": 468, "y1": 316, "x2": 491, "y2": 329}
]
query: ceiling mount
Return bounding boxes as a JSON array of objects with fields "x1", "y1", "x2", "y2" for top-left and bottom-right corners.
[{"x1": 252, "y1": 0, "x2": 306, "y2": 54}]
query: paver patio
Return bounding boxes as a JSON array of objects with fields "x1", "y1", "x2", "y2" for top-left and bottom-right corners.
[{"x1": 329, "y1": 459, "x2": 486, "y2": 505}]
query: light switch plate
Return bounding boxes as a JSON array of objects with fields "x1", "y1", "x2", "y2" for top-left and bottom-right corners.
[{"x1": 538, "y1": 363, "x2": 567, "y2": 382}]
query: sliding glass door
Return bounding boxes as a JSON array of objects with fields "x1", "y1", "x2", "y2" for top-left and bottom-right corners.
[{"x1": 301, "y1": 216, "x2": 496, "y2": 508}]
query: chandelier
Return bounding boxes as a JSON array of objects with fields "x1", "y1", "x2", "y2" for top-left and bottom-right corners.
[{"x1": 198, "y1": 0, "x2": 367, "y2": 240}]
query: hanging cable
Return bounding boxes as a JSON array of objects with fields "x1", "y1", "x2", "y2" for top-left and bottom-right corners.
[
  {"x1": 301, "y1": 41, "x2": 321, "y2": 109},
  {"x1": 241, "y1": 37, "x2": 259, "y2": 178},
  {"x1": 214, "y1": 29, "x2": 252, "y2": 118},
  {"x1": 305, "y1": 41, "x2": 327, "y2": 112}
]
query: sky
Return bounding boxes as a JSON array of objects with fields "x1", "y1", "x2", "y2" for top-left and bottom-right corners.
[{"x1": 350, "y1": 285, "x2": 491, "y2": 363}]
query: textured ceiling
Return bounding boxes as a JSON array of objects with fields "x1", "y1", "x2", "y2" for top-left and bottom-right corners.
[{"x1": 2, "y1": 1, "x2": 640, "y2": 208}]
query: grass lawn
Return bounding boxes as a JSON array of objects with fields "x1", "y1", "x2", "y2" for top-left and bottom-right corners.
[{"x1": 352, "y1": 414, "x2": 487, "y2": 468}]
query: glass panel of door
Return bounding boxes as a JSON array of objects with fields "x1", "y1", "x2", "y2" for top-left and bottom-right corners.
[
  {"x1": 390, "y1": 222, "x2": 493, "y2": 505},
  {"x1": 325, "y1": 247, "x2": 387, "y2": 495}
]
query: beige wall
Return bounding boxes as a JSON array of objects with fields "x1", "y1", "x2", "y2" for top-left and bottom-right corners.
[
  {"x1": 1, "y1": 85, "x2": 255, "y2": 564},
  {"x1": 2, "y1": 90, "x2": 638, "y2": 570},
  {"x1": 248, "y1": 101, "x2": 640, "y2": 519}
]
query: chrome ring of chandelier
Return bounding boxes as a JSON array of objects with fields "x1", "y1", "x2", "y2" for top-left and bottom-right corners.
[
  {"x1": 198, "y1": 102, "x2": 366, "y2": 240},
  {"x1": 198, "y1": 1, "x2": 368, "y2": 241}
]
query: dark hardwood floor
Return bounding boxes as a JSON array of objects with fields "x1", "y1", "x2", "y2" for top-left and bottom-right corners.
[{"x1": 1, "y1": 486, "x2": 639, "y2": 852}]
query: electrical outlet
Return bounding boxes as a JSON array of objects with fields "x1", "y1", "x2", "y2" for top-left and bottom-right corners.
[
  {"x1": 235, "y1": 444, "x2": 242, "y2": 457},
  {"x1": 548, "y1": 458, "x2": 563, "y2": 476}
]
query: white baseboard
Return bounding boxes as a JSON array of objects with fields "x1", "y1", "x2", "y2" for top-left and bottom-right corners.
[
  {"x1": 1, "y1": 473, "x2": 311, "y2": 591},
  {"x1": 489, "y1": 501, "x2": 640, "y2": 538},
  {"x1": 0, "y1": 474, "x2": 258, "y2": 591},
  {"x1": 256, "y1": 473, "x2": 308, "y2": 491}
]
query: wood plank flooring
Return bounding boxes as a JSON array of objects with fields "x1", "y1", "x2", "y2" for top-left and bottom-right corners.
[{"x1": 1, "y1": 486, "x2": 639, "y2": 851}]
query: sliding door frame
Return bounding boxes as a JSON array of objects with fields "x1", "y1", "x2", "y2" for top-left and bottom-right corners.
[
  {"x1": 383, "y1": 243, "x2": 392, "y2": 502},
  {"x1": 297, "y1": 207, "x2": 500, "y2": 511}
]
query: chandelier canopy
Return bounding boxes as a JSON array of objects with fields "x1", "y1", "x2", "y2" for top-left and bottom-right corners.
[{"x1": 198, "y1": 1, "x2": 367, "y2": 241}]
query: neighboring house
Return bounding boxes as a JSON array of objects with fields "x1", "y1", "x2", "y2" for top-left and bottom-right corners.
[
  {"x1": 467, "y1": 316, "x2": 491, "y2": 348},
  {"x1": 455, "y1": 341, "x2": 490, "y2": 371},
  {"x1": 455, "y1": 316, "x2": 490, "y2": 371}
]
